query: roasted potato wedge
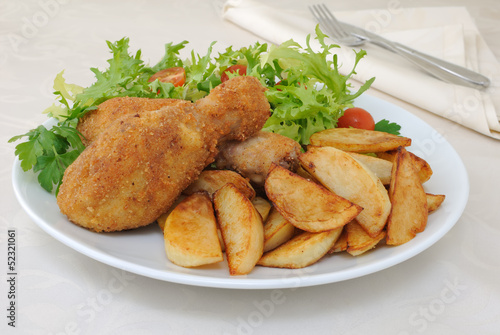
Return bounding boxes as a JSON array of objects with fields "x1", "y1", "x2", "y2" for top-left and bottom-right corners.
[
  {"x1": 309, "y1": 128, "x2": 411, "y2": 153},
  {"x1": 217, "y1": 228, "x2": 225, "y2": 253},
  {"x1": 345, "y1": 220, "x2": 386, "y2": 256},
  {"x1": 386, "y1": 147, "x2": 428, "y2": 245},
  {"x1": 375, "y1": 150, "x2": 395, "y2": 162},
  {"x1": 377, "y1": 150, "x2": 433, "y2": 183},
  {"x1": 257, "y1": 228, "x2": 343, "y2": 269},
  {"x1": 300, "y1": 146, "x2": 391, "y2": 237},
  {"x1": 213, "y1": 183, "x2": 264, "y2": 275},
  {"x1": 265, "y1": 164, "x2": 362, "y2": 233},
  {"x1": 426, "y1": 193, "x2": 446, "y2": 213},
  {"x1": 295, "y1": 165, "x2": 318, "y2": 183},
  {"x1": 348, "y1": 152, "x2": 393, "y2": 185},
  {"x1": 163, "y1": 193, "x2": 223, "y2": 267},
  {"x1": 252, "y1": 196, "x2": 272, "y2": 222},
  {"x1": 263, "y1": 207, "x2": 296, "y2": 252},
  {"x1": 328, "y1": 228, "x2": 348, "y2": 254},
  {"x1": 157, "y1": 195, "x2": 187, "y2": 231},
  {"x1": 411, "y1": 154, "x2": 433, "y2": 183},
  {"x1": 183, "y1": 170, "x2": 255, "y2": 200}
]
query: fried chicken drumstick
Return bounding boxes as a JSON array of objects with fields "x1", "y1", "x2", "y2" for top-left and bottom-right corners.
[
  {"x1": 57, "y1": 76, "x2": 270, "y2": 232},
  {"x1": 215, "y1": 131, "x2": 301, "y2": 187},
  {"x1": 77, "y1": 97, "x2": 188, "y2": 146}
]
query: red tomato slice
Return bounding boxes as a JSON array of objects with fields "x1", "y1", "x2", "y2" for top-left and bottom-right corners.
[
  {"x1": 221, "y1": 64, "x2": 247, "y2": 83},
  {"x1": 337, "y1": 107, "x2": 375, "y2": 130},
  {"x1": 148, "y1": 67, "x2": 186, "y2": 87}
]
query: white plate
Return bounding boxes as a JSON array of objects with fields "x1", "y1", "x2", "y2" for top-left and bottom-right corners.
[{"x1": 12, "y1": 94, "x2": 469, "y2": 289}]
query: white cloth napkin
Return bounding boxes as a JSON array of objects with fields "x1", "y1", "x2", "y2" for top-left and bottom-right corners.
[{"x1": 221, "y1": 0, "x2": 500, "y2": 140}]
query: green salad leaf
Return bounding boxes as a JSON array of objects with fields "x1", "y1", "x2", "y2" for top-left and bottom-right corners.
[{"x1": 10, "y1": 26, "x2": 388, "y2": 194}]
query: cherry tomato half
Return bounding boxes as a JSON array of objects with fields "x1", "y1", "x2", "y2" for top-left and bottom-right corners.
[
  {"x1": 148, "y1": 67, "x2": 186, "y2": 87},
  {"x1": 221, "y1": 64, "x2": 247, "y2": 83},
  {"x1": 337, "y1": 107, "x2": 375, "y2": 130}
]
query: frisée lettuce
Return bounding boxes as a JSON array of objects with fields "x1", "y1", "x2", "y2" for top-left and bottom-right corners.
[{"x1": 9, "y1": 26, "x2": 377, "y2": 193}]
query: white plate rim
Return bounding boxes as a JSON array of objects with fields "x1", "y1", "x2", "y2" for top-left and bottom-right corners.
[{"x1": 11, "y1": 93, "x2": 469, "y2": 289}]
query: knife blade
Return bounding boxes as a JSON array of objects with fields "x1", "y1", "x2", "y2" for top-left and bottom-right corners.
[{"x1": 339, "y1": 22, "x2": 490, "y2": 89}]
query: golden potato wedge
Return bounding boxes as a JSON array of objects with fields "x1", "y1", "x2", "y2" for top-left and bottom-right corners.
[
  {"x1": 213, "y1": 183, "x2": 264, "y2": 275},
  {"x1": 263, "y1": 207, "x2": 296, "y2": 252},
  {"x1": 183, "y1": 170, "x2": 255, "y2": 200},
  {"x1": 309, "y1": 128, "x2": 411, "y2": 153},
  {"x1": 410, "y1": 153, "x2": 433, "y2": 183},
  {"x1": 374, "y1": 150, "x2": 395, "y2": 162},
  {"x1": 157, "y1": 195, "x2": 187, "y2": 231},
  {"x1": 348, "y1": 152, "x2": 393, "y2": 185},
  {"x1": 252, "y1": 196, "x2": 272, "y2": 222},
  {"x1": 265, "y1": 164, "x2": 362, "y2": 233},
  {"x1": 386, "y1": 147, "x2": 428, "y2": 246},
  {"x1": 295, "y1": 165, "x2": 318, "y2": 183},
  {"x1": 163, "y1": 193, "x2": 223, "y2": 267},
  {"x1": 328, "y1": 228, "x2": 348, "y2": 254},
  {"x1": 300, "y1": 146, "x2": 391, "y2": 237},
  {"x1": 345, "y1": 220, "x2": 386, "y2": 256},
  {"x1": 377, "y1": 150, "x2": 433, "y2": 183},
  {"x1": 426, "y1": 193, "x2": 446, "y2": 213},
  {"x1": 217, "y1": 228, "x2": 225, "y2": 253},
  {"x1": 257, "y1": 228, "x2": 343, "y2": 269}
]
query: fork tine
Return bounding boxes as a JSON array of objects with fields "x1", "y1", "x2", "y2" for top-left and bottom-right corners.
[
  {"x1": 309, "y1": 4, "x2": 333, "y2": 36},
  {"x1": 309, "y1": 4, "x2": 347, "y2": 42},
  {"x1": 317, "y1": 4, "x2": 350, "y2": 38}
]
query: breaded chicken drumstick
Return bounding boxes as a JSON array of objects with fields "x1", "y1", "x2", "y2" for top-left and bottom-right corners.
[
  {"x1": 57, "y1": 76, "x2": 270, "y2": 232},
  {"x1": 215, "y1": 131, "x2": 302, "y2": 187},
  {"x1": 78, "y1": 97, "x2": 188, "y2": 146}
]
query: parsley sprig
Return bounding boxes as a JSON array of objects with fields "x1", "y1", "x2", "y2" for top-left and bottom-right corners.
[
  {"x1": 375, "y1": 119, "x2": 401, "y2": 135},
  {"x1": 9, "y1": 96, "x2": 89, "y2": 194}
]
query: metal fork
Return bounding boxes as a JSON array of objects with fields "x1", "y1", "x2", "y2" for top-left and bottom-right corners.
[
  {"x1": 309, "y1": 4, "x2": 491, "y2": 89},
  {"x1": 309, "y1": 4, "x2": 364, "y2": 46}
]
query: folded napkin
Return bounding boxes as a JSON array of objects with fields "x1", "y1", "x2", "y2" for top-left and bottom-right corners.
[{"x1": 221, "y1": 0, "x2": 500, "y2": 140}]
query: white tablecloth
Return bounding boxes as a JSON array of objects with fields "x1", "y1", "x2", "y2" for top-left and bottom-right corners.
[{"x1": 1, "y1": 1, "x2": 499, "y2": 334}]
